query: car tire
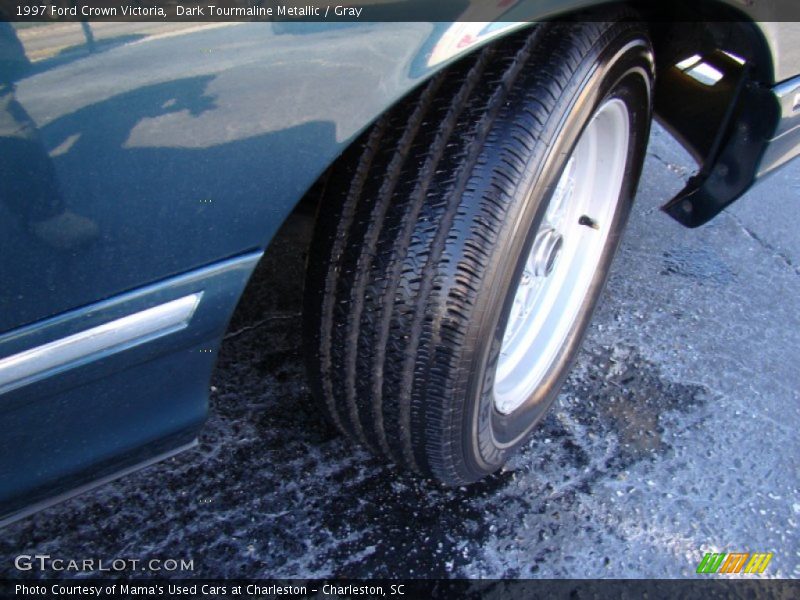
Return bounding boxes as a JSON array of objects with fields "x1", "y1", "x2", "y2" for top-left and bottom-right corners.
[{"x1": 303, "y1": 17, "x2": 654, "y2": 485}]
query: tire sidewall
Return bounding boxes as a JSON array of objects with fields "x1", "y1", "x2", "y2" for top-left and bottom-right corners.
[{"x1": 462, "y1": 25, "x2": 654, "y2": 478}]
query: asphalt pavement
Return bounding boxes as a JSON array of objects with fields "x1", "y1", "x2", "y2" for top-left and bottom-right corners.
[{"x1": 1, "y1": 124, "x2": 798, "y2": 579}]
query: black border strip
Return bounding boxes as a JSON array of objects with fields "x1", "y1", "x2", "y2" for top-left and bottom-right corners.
[
  {"x1": 4, "y1": 0, "x2": 800, "y2": 23},
  {"x1": 2, "y1": 578, "x2": 799, "y2": 599}
]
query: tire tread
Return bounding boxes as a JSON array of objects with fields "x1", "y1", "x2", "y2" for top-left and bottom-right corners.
[{"x1": 304, "y1": 19, "x2": 650, "y2": 482}]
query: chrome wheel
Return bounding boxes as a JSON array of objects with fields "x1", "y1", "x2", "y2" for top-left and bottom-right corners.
[{"x1": 493, "y1": 98, "x2": 631, "y2": 415}]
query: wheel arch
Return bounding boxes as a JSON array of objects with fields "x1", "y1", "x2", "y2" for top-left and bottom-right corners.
[
  {"x1": 271, "y1": 1, "x2": 780, "y2": 248},
  {"x1": 243, "y1": 1, "x2": 783, "y2": 315}
]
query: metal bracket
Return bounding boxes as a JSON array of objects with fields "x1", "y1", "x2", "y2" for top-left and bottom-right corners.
[{"x1": 657, "y1": 51, "x2": 779, "y2": 228}]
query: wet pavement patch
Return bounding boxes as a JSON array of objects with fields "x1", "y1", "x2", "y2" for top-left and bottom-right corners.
[
  {"x1": 660, "y1": 246, "x2": 736, "y2": 285},
  {"x1": 496, "y1": 344, "x2": 710, "y2": 516},
  {"x1": 563, "y1": 345, "x2": 708, "y2": 470},
  {"x1": 204, "y1": 317, "x2": 521, "y2": 578}
]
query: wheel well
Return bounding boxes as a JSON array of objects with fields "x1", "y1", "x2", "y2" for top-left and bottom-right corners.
[
  {"x1": 636, "y1": 4, "x2": 780, "y2": 226},
  {"x1": 245, "y1": 4, "x2": 778, "y2": 297},
  {"x1": 643, "y1": 8, "x2": 775, "y2": 166},
  {"x1": 644, "y1": 6, "x2": 774, "y2": 82}
]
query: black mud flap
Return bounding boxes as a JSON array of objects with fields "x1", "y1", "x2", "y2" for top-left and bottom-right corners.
[{"x1": 656, "y1": 50, "x2": 779, "y2": 228}]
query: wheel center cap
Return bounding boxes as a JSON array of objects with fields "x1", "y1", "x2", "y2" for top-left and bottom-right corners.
[{"x1": 531, "y1": 228, "x2": 564, "y2": 278}]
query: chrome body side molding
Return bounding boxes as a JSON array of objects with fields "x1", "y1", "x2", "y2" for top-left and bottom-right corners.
[{"x1": 0, "y1": 294, "x2": 202, "y2": 395}]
